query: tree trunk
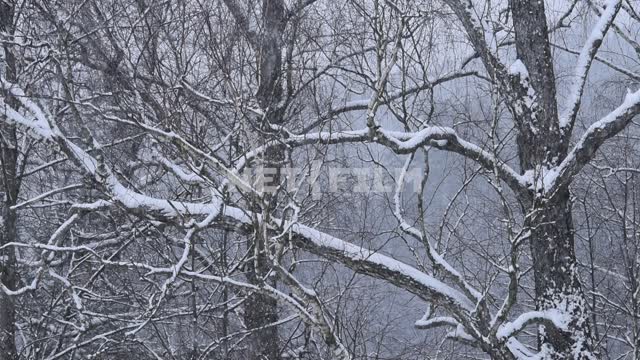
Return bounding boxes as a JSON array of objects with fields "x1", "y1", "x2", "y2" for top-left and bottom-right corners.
[
  {"x1": 243, "y1": 1, "x2": 286, "y2": 359},
  {"x1": 509, "y1": 0, "x2": 596, "y2": 357},
  {"x1": 244, "y1": 252, "x2": 280, "y2": 360},
  {"x1": 525, "y1": 189, "x2": 594, "y2": 359},
  {"x1": 0, "y1": 199, "x2": 18, "y2": 360},
  {"x1": 0, "y1": 2, "x2": 19, "y2": 358}
]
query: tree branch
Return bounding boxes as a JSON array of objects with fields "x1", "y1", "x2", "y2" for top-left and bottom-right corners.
[
  {"x1": 548, "y1": 89, "x2": 640, "y2": 194},
  {"x1": 559, "y1": 0, "x2": 623, "y2": 136}
]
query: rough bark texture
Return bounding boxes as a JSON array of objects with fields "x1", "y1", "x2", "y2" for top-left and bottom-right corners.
[
  {"x1": 510, "y1": 0, "x2": 594, "y2": 358},
  {"x1": 0, "y1": 174, "x2": 18, "y2": 360},
  {"x1": 243, "y1": 1, "x2": 286, "y2": 359},
  {"x1": 510, "y1": 0, "x2": 564, "y2": 166},
  {"x1": 525, "y1": 192, "x2": 593, "y2": 359},
  {"x1": 0, "y1": 2, "x2": 19, "y2": 359},
  {"x1": 244, "y1": 256, "x2": 280, "y2": 360}
]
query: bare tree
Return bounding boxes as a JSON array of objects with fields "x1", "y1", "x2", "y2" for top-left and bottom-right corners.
[{"x1": 1, "y1": 0, "x2": 640, "y2": 359}]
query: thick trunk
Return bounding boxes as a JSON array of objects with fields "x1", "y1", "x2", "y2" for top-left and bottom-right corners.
[
  {"x1": 244, "y1": 250, "x2": 280, "y2": 360},
  {"x1": 509, "y1": 0, "x2": 564, "y2": 167},
  {"x1": 0, "y1": 203, "x2": 17, "y2": 360},
  {"x1": 508, "y1": 1, "x2": 595, "y2": 358},
  {"x1": 525, "y1": 190, "x2": 594, "y2": 359},
  {"x1": 243, "y1": 1, "x2": 286, "y2": 359},
  {"x1": 0, "y1": 2, "x2": 18, "y2": 359}
]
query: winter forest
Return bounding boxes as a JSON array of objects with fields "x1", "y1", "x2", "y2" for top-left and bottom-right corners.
[{"x1": 1, "y1": 0, "x2": 640, "y2": 359}]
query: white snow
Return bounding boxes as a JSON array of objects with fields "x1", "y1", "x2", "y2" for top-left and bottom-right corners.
[
  {"x1": 381, "y1": 126, "x2": 454, "y2": 150},
  {"x1": 0, "y1": 91, "x2": 53, "y2": 139},
  {"x1": 509, "y1": 59, "x2": 529, "y2": 79},
  {"x1": 508, "y1": 59, "x2": 539, "y2": 118},
  {"x1": 155, "y1": 155, "x2": 204, "y2": 184},
  {"x1": 290, "y1": 223, "x2": 476, "y2": 312},
  {"x1": 342, "y1": 98, "x2": 370, "y2": 109},
  {"x1": 414, "y1": 316, "x2": 458, "y2": 329},
  {"x1": 496, "y1": 309, "x2": 570, "y2": 339},
  {"x1": 551, "y1": 87, "x2": 640, "y2": 191},
  {"x1": 522, "y1": 166, "x2": 560, "y2": 193},
  {"x1": 0, "y1": 81, "x2": 223, "y2": 221},
  {"x1": 559, "y1": 0, "x2": 622, "y2": 128}
]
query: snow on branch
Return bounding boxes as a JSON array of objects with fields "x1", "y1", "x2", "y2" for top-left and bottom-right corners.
[
  {"x1": 552, "y1": 42, "x2": 640, "y2": 82},
  {"x1": 180, "y1": 79, "x2": 264, "y2": 117},
  {"x1": 282, "y1": 125, "x2": 527, "y2": 196},
  {"x1": 80, "y1": 104, "x2": 257, "y2": 196},
  {"x1": 2, "y1": 77, "x2": 562, "y2": 356},
  {"x1": 0, "y1": 79, "x2": 55, "y2": 139},
  {"x1": 152, "y1": 152, "x2": 206, "y2": 185},
  {"x1": 547, "y1": 88, "x2": 640, "y2": 193},
  {"x1": 560, "y1": 0, "x2": 622, "y2": 132},
  {"x1": 508, "y1": 59, "x2": 538, "y2": 120},
  {"x1": 394, "y1": 157, "x2": 482, "y2": 302},
  {"x1": 10, "y1": 184, "x2": 82, "y2": 210},
  {"x1": 414, "y1": 316, "x2": 459, "y2": 330},
  {"x1": 1, "y1": 80, "x2": 479, "y2": 324},
  {"x1": 0, "y1": 80, "x2": 223, "y2": 222},
  {"x1": 287, "y1": 223, "x2": 476, "y2": 313},
  {"x1": 413, "y1": 309, "x2": 476, "y2": 344},
  {"x1": 440, "y1": 0, "x2": 509, "y2": 87},
  {"x1": 496, "y1": 309, "x2": 570, "y2": 340},
  {"x1": 508, "y1": 59, "x2": 529, "y2": 80}
]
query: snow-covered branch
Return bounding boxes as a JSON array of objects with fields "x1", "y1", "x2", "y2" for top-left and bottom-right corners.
[
  {"x1": 281, "y1": 125, "x2": 527, "y2": 195},
  {"x1": 0, "y1": 79, "x2": 224, "y2": 221},
  {"x1": 496, "y1": 309, "x2": 570, "y2": 340},
  {"x1": 1, "y1": 78, "x2": 479, "y2": 353},
  {"x1": 560, "y1": 0, "x2": 623, "y2": 134},
  {"x1": 548, "y1": 88, "x2": 640, "y2": 194},
  {"x1": 287, "y1": 223, "x2": 476, "y2": 313}
]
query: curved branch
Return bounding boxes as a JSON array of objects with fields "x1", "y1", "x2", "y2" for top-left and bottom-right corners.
[
  {"x1": 560, "y1": 0, "x2": 623, "y2": 135},
  {"x1": 286, "y1": 222, "x2": 476, "y2": 313},
  {"x1": 300, "y1": 70, "x2": 478, "y2": 134},
  {"x1": 496, "y1": 309, "x2": 569, "y2": 340},
  {"x1": 0, "y1": 78, "x2": 477, "y2": 329},
  {"x1": 281, "y1": 126, "x2": 527, "y2": 196},
  {"x1": 548, "y1": 89, "x2": 640, "y2": 194}
]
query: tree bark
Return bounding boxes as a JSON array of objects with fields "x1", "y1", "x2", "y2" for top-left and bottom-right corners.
[
  {"x1": 243, "y1": 1, "x2": 286, "y2": 359},
  {"x1": 0, "y1": 2, "x2": 19, "y2": 359},
  {"x1": 525, "y1": 190, "x2": 594, "y2": 359},
  {"x1": 509, "y1": 0, "x2": 595, "y2": 358},
  {"x1": 244, "y1": 253, "x2": 280, "y2": 360},
  {"x1": 0, "y1": 188, "x2": 18, "y2": 360},
  {"x1": 510, "y1": 0, "x2": 594, "y2": 359}
]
